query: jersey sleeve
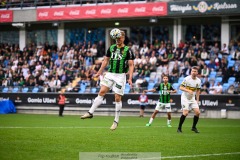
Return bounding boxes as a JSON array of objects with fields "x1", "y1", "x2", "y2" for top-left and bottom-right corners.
[
  {"x1": 106, "y1": 47, "x2": 111, "y2": 57},
  {"x1": 155, "y1": 85, "x2": 160, "y2": 91},
  {"x1": 170, "y1": 85, "x2": 174, "y2": 90},
  {"x1": 126, "y1": 48, "x2": 135, "y2": 60},
  {"x1": 180, "y1": 77, "x2": 187, "y2": 87}
]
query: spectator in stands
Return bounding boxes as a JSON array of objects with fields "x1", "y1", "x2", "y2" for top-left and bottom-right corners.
[
  {"x1": 220, "y1": 43, "x2": 229, "y2": 56},
  {"x1": 227, "y1": 85, "x2": 235, "y2": 94},
  {"x1": 210, "y1": 42, "x2": 220, "y2": 57},
  {"x1": 140, "y1": 43, "x2": 149, "y2": 56},
  {"x1": 202, "y1": 77, "x2": 210, "y2": 88},
  {"x1": 234, "y1": 83, "x2": 240, "y2": 94},
  {"x1": 178, "y1": 40, "x2": 185, "y2": 49},
  {"x1": 207, "y1": 59, "x2": 216, "y2": 71},
  {"x1": 201, "y1": 65, "x2": 209, "y2": 78},
  {"x1": 200, "y1": 84, "x2": 209, "y2": 94},
  {"x1": 134, "y1": 54, "x2": 141, "y2": 66},
  {"x1": 149, "y1": 51, "x2": 157, "y2": 65},
  {"x1": 200, "y1": 49, "x2": 208, "y2": 60},
  {"x1": 170, "y1": 64, "x2": 179, "y2": 83},
  {"x1": 143, "y1": 65, "x2": 150, "y2": 77},
  {"x1": 228, "y1": 66, "x2": 237, "y2": 78},
  {"x1": 209, "y1": 82, "x2": 222, "y2": 94}
]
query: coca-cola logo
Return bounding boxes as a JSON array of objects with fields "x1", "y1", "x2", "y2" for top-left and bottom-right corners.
[
  {"x1": 134, "y1": 7, "x2": 146, "y2": 13},
  {"x1": 152, "y1": 6, "x2": 164, "y2": 12},
  {"x1": 100, "y1": 9, "x2": 111, "y2": 14},
  {"x1": 0, "y1": 14, "x2": 10, "y2": 19},
  {"x1": 85, "y1": 9, "x2": 96, "y2": 15},
  {"x1": 38, "y1": 12, "x2": 48, "y2": 17},
  {"x1": 69, "y1": 10, "x2": 80, "y2": 16},
  {"x1": 117, "y1": 8, "x2": 128, "y2": 13},
  {"x1": 54, "y1": 11, "x2": 64, "y2": 16}
]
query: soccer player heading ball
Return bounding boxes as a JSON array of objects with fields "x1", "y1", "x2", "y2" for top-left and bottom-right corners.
[{"x1": 81, "y1": 29, "x2": 135, "y2": 131}]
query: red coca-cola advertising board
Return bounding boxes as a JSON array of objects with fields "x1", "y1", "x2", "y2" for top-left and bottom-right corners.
[
  {"x1": 0, "y1": 10, "x2": 13, "y2": 23},
  {"x1": 37, "y1": 2, "x2": 167, "y2": 21}
]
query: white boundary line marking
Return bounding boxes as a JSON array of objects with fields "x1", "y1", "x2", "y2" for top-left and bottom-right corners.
[
  {"x1": 132, "y1": 152, "x2": 240, "y2": 160},
  {"x1": 161, "y1": 152, "x2": 240, "y2": 159}
]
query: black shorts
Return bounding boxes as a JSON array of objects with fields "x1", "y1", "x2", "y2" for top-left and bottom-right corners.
[{"x1": 140, "y1": 105, "x2": 146, "y2": 110}]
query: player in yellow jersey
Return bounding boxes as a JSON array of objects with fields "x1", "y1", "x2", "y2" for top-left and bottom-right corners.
[{"x1": 177, "y1": 66, "x2": 201, "y2": 133}]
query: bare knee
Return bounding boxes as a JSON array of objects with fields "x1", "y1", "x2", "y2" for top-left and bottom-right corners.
[
  {"x1": 115, "y1": 94, "x2": 122, "y2": 102},
  {"x1": 183, "y1": 110, "x2": 189, "y2": 116},
  {"x1": 98, "y1": 86, "x2": 109, "y2": 96},
  {"x1": 195, "y1": 111, "x2": 200, "y2": 117}
]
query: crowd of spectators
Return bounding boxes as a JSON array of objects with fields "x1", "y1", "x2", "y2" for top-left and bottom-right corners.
[{"x1": 0, "y1": 35, "x2": 240, "y2": 94}]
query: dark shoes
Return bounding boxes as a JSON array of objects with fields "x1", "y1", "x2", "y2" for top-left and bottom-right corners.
[
  {"x1": 191, "y1": 127, "x2": 200, "y2": 133},
  {"x1": 177, "y1": 128, "x2": 182, "y2": 133}
]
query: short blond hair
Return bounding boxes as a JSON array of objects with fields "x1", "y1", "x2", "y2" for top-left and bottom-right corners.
[{"x1": 120, "y1": 30, "x2": 125, "y2": 37}]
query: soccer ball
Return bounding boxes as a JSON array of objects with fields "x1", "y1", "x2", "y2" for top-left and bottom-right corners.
[{"x1": 110, "y1": 28, "x2": 121, "y2": 39}]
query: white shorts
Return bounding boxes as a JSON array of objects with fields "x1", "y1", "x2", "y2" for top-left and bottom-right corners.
[
  {"x1": 155, "y1": 102, "x2": 171, "y2": 112},
  {"x1": 181, "y1": 95, "x2": 199, "y2": 110},
  {"x1": 100, "y1": 72, "x2": 126, "y2": 96}
]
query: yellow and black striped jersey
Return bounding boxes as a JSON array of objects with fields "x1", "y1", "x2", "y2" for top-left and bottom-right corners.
[{"x1": 180, "y1": 75, "x2": 201, "y2": 100}]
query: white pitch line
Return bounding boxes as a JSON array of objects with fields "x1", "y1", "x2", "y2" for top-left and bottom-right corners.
[{"x1": 161, "y1": 152, "x2": 240, "y2": 159}]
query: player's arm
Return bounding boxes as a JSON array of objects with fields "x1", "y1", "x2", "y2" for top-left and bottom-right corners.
[
  {"x1": 127, "y1": 49, "x2": 135, "y2": 86},
  {"x1": 168, "y1": 86, "x2": 177, "y2": 94},
  {"x1": 196, "y1": 88, "x2": 200, "y2": 103},
  {"x1": 96, "y1": 56, "x2": 110, "y2": 76},
  {"x1": 144, "y1": 88, "x2": 157, "y2": 93},
  {"x1": 127, "y1": 59, "x2": 134, "y2": 86},
  {"x1": 179, "y1": 85, "x2": 193, "y2": 94}
]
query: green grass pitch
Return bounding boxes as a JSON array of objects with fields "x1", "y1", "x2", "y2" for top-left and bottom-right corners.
[{"x1": 0, "y1": 114, "x2": 240, "y2": 160}]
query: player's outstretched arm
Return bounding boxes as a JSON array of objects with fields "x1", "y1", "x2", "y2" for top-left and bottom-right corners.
[
  {"x1": 143, "y1": 88, "x2": 156, "y2": 93},
  {"x1": 127, "y1": 60, "x2": 134, "y2": 86},
  {"x1": 95, "y1": 56, "x2": 110, "y2": 77}
]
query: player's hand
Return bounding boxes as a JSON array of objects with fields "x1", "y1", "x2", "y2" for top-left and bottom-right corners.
[
  {"x1": 94, "y1": 72, "x2": 101, "y2": 78},
  {"x1": 127, "y1": 79, "x2": 133, "y2": 87},
  {"x1": 188, "y1": 90, "x2": 193, "y2": 95}
]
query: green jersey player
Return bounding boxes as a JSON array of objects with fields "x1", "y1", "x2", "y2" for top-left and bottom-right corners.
[
  {"x1": 81, "y1": 29, "x2": 135, "y2": 131},
  {"x1": 144, "y1": 75, "x2": 176, "y2": 127}
]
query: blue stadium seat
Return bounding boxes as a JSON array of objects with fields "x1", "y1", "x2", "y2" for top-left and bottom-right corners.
[
  {"x1": 147, "y1": 82, "x2": 155, "y2": 90},
  {"x1": 12, "y1": 87, "x2": 19, "y2": 93},
  {"x1": 144, "y1": 77, "x2": 150, "y2": 82},
  {"x1": 2, "y1": 87, "x2": 8, "y2": 93},
  {"x1": 91, "y1": 87, "x2": 97, "y2": 93},
  {"x1": 228, "y1": 77, "x2": 236, "y2": 85},
  {"x1": 32, "y1": 87, "x2": 39, "y2": 93},
  {"x1": 222, "y1": 83, "x2": 230, "y2": 93},
  {"x1": 124, "y1": 84, "x2": 131, "y2": 93},
  {"x1": 215, "y1": 77, "x2": 222, "y2": 84},
  {"x1": 227, "y1": 60, "x2": 235, "y2": 68},
  {"x1": 172, "y1": 83, "x2": 179, "y2": 90},
  {"x1": 177, "y1": 90, "x2": 183, "y2": 94},
  {"x1": 209, "y1": 71, "x2": 216, "y2": 78},
  {"x1": 204, "y1": 60, "x2": 210, "y2": 65},
  {"x1": 178, "y1": 77, "x2": 184, "y2": 84},
  {"x1": 22, "y1": 87, "x2": 29, "y2": 93}
]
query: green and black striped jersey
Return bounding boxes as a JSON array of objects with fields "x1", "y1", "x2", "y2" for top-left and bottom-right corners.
[
  {"x1": 155, "y1": 83, "x2": 174, "y2": 103},
  {"x1": 106, "y1": 44, "x2": 134, "y2": 73}
]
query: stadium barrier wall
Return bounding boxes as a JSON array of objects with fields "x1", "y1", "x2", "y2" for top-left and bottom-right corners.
[{"x1": 0, "y1": 93, "x2": 240, "y2": 119}]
